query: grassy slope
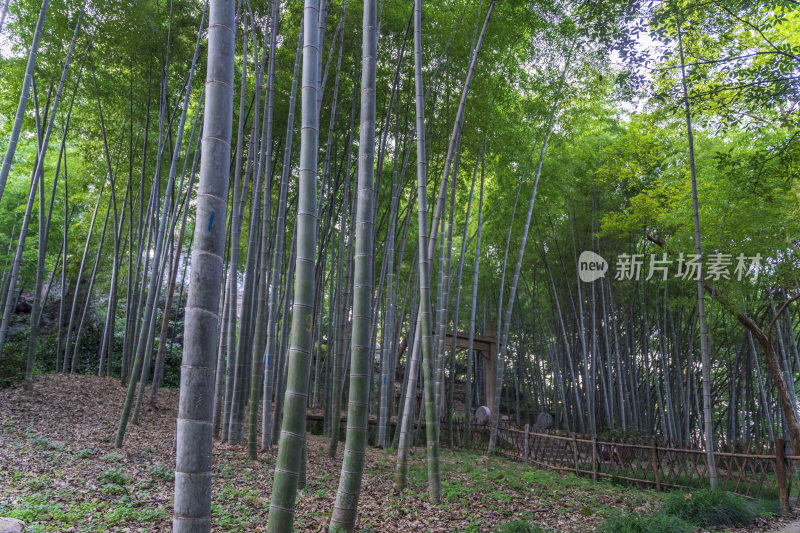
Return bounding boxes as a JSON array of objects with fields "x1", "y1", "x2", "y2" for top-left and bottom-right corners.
[{"x1": 0, "y1": 375, "x2": 789, "y2": 532}]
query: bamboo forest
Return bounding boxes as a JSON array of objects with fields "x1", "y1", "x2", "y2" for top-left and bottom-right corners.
[{"x1": 0, "y1": 0, "x2": 799, "y2": 531}]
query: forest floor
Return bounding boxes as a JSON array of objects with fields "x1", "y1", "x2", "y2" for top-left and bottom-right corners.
[{"x1": 0, "y1": 375, "x2": 797, "y2": 533}]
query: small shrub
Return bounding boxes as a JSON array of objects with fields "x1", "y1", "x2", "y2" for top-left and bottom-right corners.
[
  {"x1": 2, "y1": 497, "x2": 68, "y2": 523},
  {"x1": 26, "y1": 475, "x2": 52, "y2": 491},
  {"x1": 102, "y1": 452, "x2": 123, "y2": 463},
  {"x1": 241, "y1": 491, "x2": 264, "y2": 508},
  {"x1": 521, "y1": 471, "x2": 542, "y2": 484},
  {"x1": 489, "y1": 490, "x2": 512, "y2": 503},
  {"x1": 99, "y1": 468, "x2": 131, "y2": 486},
  {"x1": 29, "y1": 434, "x2": 63, "y2": 451},
  {"x1": 218, "y1": 463, "x2": 236, "y2": 479},
  {"x1": 662, "y1": 489, "x2": 758, "y2": 527},
  {"x1": 101, "y1": 483, "x2": 127, "y2": 496},
  {"x1": 494, "y1": 521, "x2": 546, "y2": 533},
  {"x1": 0, "y1": 347, "x2": 25, "y2": 387},
  {"x1": 609, "y1": 474, "x2": 625, "y2": 487},
  {"x1": 104, "y1": 504, "x2": 166, "y2": 525},
  {"x1": 599, "y1": 512, "x2": 694, "y2": 533},
  {"x1": 76, "y1": 447, "x2": 97, "y2": 459},
  {"x1": 444, "y1": 484, "x2": 471, "y2": 503},
  {"x1": 756, "y1": 498, "x2": 781, "y2": 517},
  {"x1": 148, "y1": 463, "x2": 174, "y2": 482}
]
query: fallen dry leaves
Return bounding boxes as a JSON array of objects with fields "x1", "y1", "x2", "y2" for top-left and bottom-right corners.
[{"x1": 0, "y1": 375, "x2": 797, "y2": 532}]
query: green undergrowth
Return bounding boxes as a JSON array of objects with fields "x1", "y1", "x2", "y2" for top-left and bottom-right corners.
[
  {"x1": 4, "y1": 415, "x2": 661, "y2": 533},
  {"x1": 494, "y1": 520, "x2": 552, "y2": 532},
  {"x1": 0, "y1": 491, "x2": 167, "y2": 533},
  {"x1": 661, "y1": 488, "x2": 779, "y2": 527},
  {"x1": 599, "y1": 512, "x2": 694, "y2": 533},
  {"x1": 599, "y1": 487, "x2": 779, "y2": 532},
  {"x1": 0, "y1": 333, "x2": 103, "y2": 387},
  {"x1": 367, "y1": 445, "x2": 659, "y2": 532}
]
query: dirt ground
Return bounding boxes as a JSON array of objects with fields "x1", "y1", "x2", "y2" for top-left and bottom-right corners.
[{"x1": 0, "y1": 374, "x2": 797, "y2": 532}]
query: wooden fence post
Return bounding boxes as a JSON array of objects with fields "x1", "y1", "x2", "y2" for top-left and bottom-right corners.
[
  {"x1": 572, "y1": 434, "x2": 579, "y2": 475},
  {"x1": 592, "y1": 436, "x2": 598, "y2": 482},
  {"x1": 775, "y1": 438, "x2": 789, "y2": 512},
  {"x1": 523, "y1": 423, "x2": 530, "y2": 463},
  {"x1": 651, "y1": 438, "x2": 661, "y2": 492}
]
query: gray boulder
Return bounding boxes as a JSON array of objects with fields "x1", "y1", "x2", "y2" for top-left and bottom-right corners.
[
  {"x1": 0, "y1": 517, "x2": 25, "y2": 533},
  {"x1": 474, "y1": 405, "x2": 491, "y2": 425},
  {"x1": 531, "y1": 411, "x2": 554, "y2": 432}
]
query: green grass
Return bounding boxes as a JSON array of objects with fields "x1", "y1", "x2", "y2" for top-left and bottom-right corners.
[
  {"x1": 101, "y1": 452, "x2": 123, "y2": 463},
  {"x1": 148, "y1": 462, "x2": 175, "y2": 482},
  {"x1": 28, "y1": 433, "x2": 64, "y2": 451},
  {"x1": 661, "y1": 488, "x2": 767, "y2": 527},
  {"x1": 76, "y1": 447, "x2": 97, "y2": 459},
  {"x1": 2, "y1": 417, "x2": 662, "y2": 533},
  {"x1": 0, "y1": 492, "x2": 166, "y2": 532},
  {"x1": 101, "y1": 483, "x2": 128, "y2": 496},
  {"x1": 104, "y1": 504, "x2": 168, "y2": 526},
  {"x1": 494, "y1": 520, "x2": 549, "y2": 533},
  {"x1": 593, "y1": 461, "x2": 783, "y2": 501},
  {"x1": 98, "y1": 467, "x2": 131, "y2": 486},
  {"x1": 600, "y1": 487, "x2": 779, "y2": 532},
  {"x1": 599, "y1": 512, "x2": 694, "y2": 533},
  {"x1": 443, "y1": 481, "x2": 473, "y2": 503},
  {"x1": 371, "y1": 445, "x2": 660, "y2": 531},
  {"x1": 521, "y1": 469, "x2": 595, "y2": 489},
  {"x1": 211, "y1": 502, "x2": 258, "y2": 530},
  {"x1": 24, "y1": 474, "x2": 52, "y2": 491}
]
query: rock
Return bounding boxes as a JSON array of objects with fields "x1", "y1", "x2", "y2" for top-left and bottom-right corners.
[
  {"x1": 0, "y1": 517, "x2": 25, "y2": 533},
  {"x1": 474, "y1": 405, "x2": 491, "y2": 425},
  {"x1": 532, "y1": 411, "x2": 554, "y2": 432}
]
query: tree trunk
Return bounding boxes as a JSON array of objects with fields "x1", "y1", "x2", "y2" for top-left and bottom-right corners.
[
  {"x1": 267, "y1": 0, "x2": 320, "y2": 528},
  {"x1": 262, "y1": 16, "x2": 303, "y2": 450},
  {"x1": 0, "y1": 0, "x2": 50, "y2": 205},
  {"x1": 677, "y1": 17, "x2": 717, "y2": 489},
  {"x1": 247, "y1": 0, "x2": 279, "y2": 459},
  {"x1": 24, "y1": 12, "x2": 82, "y2": 382},
  {"x1": 172, "y1": 0, "x2": 234, "y2": 529},
  {"x1": 329, "y1": 1, "x2": 376, "y2": 527},
  {"x1": 488, "y1": 104, "x2": 561, "y2": 454}
]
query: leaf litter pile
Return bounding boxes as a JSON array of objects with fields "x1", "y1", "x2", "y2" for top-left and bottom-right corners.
[{"x1": 0, "y1": 374, "x2": 796, "y2": 532}]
